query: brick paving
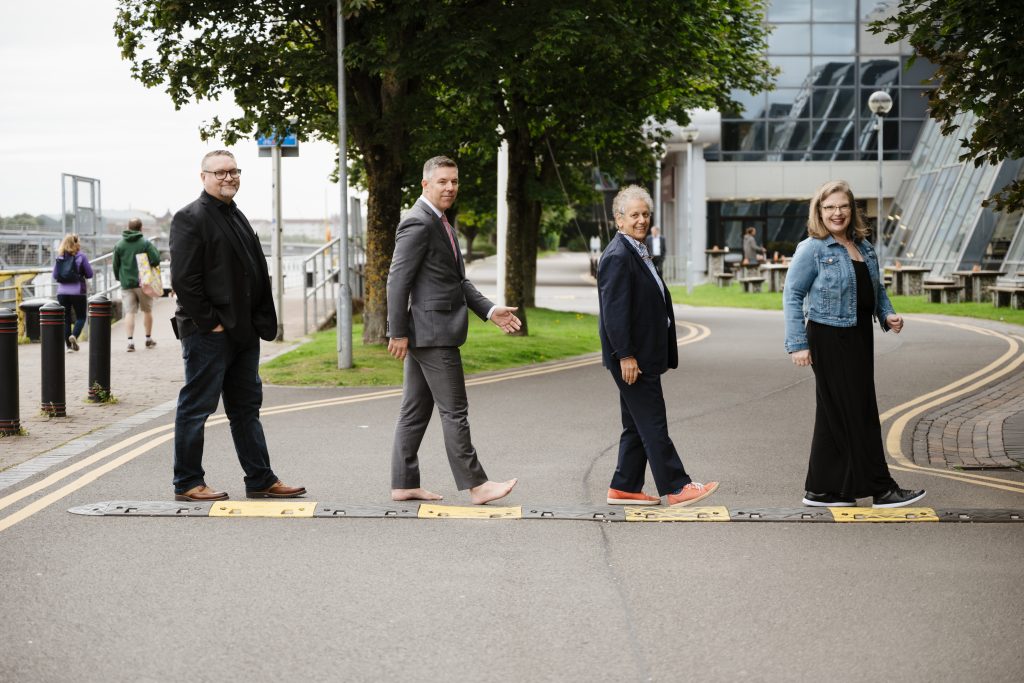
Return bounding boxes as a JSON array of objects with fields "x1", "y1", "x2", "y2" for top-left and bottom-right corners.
[
  {"x1": 911, "y1": 370, "x2": 1024, "y2": 469},
  {"x1": 0, "y1": 294, "x2": 311, "y2": 487}
]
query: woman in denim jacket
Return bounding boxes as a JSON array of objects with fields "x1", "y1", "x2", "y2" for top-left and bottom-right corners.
[{"x1": 783, "y1": 180, "x2": 925, "y2": 509}]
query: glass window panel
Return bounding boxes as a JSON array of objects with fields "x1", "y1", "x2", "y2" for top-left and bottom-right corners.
[
  {"x1": 902, "y1": 56, "x2": 939, "y2": 86},
  {"x1": 859, "y1": 0, "x2": 902, "y2": 55},
  {"x1": 768, "y1": 23, "x2": 811, "y2": 54},
  {"x1": 769, "y1": 119, "x2": 811, "y2": 151},
  {"x1": 768, "y1": 0, "x2": 811, "y2": 22},
  {"x1": 721, "y1": 202, "x2": 763, "y2": 217},
  {"x1": 774, "y1": 57, "x2": 814, "y2": 87},
  {"x1": 900, "y1": 89, "x2": 929, "y2": 118},
  {"x1": 724, "y1": 90, "x2": 767, "y2": 119},
  {"x1": 811, "y1": 87, "x2": 856, "y2": 118},
  {"x1": 860, "y1": 58, "x2": 900, "y2": 86},
  {"x1": 811, "y1": 57, "x2": 857, "y2": 86},
  {"x1": 900, "y1": 120, "x2": 923, "y2": 151},
  {"x1": 766, "y1": 217, "x2": 807, "y2": 254},
  {"x1": 767, "y1": 200, "x2": 808, "y2": 217},
  {"x1": 814, "y1": 0, "x2": 855, "y2": 21},
  {"x1": 722, "y1": 120, "x2": 767, "y2": 151},
  {"x1": 767, "y1": 89, "x2": 809, "y2": 117},
  {"x1": 812, "y1": 119, "x2": 856, "y2": 151},
  {"x1": 812, "y1": 24, "x2": 856, "y2": 54}
]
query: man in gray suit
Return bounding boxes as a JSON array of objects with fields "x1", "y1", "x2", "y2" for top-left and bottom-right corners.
[{"x1": 387, "y1": 156, "x2": 521, "y2": 505}]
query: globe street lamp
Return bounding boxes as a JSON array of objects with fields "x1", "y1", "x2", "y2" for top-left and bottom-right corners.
[{"x1": 868, "y1": 90, "x2": 893, "y2": 266}]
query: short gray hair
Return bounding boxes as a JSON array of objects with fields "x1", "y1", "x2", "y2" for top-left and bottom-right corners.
[
  {"x1": 423, "y1": 155, "x2": 457, "y2": 181},
  {"x1": 202, "y1": 150, "x2": 235, "y2": 170},
  {"x1": 612, "y1": 185, "x2": 653, "y2": 217}
]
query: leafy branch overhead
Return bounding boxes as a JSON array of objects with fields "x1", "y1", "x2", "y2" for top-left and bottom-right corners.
[{"x1": 872, "y1": 0, "x2": 1024, "y2": 211}]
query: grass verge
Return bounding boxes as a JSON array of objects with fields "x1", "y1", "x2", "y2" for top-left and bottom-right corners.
[
  {"x1": 260, "y1": 307, "x2": 601, "y2": 387},
  {"x1": 667, "y1": 282, "x2": 1024, "y2": 327}
]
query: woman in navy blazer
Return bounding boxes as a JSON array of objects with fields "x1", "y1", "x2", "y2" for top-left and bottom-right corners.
[{"x1": 597, "y1": 185, "x2": 718, "y2": 507}]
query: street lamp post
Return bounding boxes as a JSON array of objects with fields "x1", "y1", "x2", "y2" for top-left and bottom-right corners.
[
  {"x1": 868, "y1": 90, "x2": 893, "y2": 267},
  {"x1": 683, "y1": 128, "x2": 699, "y2": 294}
]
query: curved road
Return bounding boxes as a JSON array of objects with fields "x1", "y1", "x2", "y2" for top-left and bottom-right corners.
[{"x1": 1, "y1": 253, "x2": 1022, "y2": 682}]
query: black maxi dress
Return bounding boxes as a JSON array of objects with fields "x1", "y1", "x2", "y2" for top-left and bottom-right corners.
[{"x1": 804, "y1": 259, "x2": 898, "y2": 498}]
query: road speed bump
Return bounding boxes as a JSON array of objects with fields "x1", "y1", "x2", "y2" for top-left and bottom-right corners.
[
  {"x1": 417, "y1": 504, "x2": 522, "y2": 520},
  {"x1": 830, "y1": 507, "x2": 938, "y2": 523},
  {"x1": 625, "y1": 506, "x2": 730, "y2": 522},
  {"x1": 208, "y1": 501, "x2": 315, "y2": 518}
]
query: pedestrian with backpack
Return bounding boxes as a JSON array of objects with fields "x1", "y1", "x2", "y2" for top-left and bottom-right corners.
[
  {"x1": 112, "y1": 218, "x2": 161, "y2": 351},
  {"x1": 52, "y1": 234, "x2": 94, "y2": 352}
]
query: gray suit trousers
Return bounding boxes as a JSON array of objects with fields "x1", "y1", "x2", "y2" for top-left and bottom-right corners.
[{"x1": 391, "y1": 346, "x2": 488, "y2": 490}]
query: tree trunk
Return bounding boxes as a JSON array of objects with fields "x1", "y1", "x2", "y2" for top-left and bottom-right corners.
[
  {"x1": 505, "y1": 118, "x2": 536, "y2": 335},
  {"x1": 360, "y1": 158, "x2": 403, "y2": 345}
]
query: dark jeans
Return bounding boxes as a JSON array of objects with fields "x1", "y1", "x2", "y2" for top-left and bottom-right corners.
[
  {"x1": 56, "y1": 294, "x2": 87, "y2": 346},
  {"x1": 173, "y1": 331, "x2": 277, "y2": 494}
]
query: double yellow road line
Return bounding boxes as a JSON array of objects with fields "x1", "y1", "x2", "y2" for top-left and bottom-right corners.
[{"x1": 881, "y1": 318, "x2": 1024, "y2": 494}]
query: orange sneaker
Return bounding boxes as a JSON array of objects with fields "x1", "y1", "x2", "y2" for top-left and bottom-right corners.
[
  {"x1": 607, "y1": 488, "x2": 661, "y2": 505},
  {"x1": 667, "y1": 481, "x2": 719, "y2": 507}
]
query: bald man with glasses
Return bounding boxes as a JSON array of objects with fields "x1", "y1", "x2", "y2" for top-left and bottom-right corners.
[{"x1": 168, "y1": 149, "x2": 305, "y2": 502}]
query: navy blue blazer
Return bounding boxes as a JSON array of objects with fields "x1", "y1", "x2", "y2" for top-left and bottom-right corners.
[{"x1": 597, "y1": 232, "x2": 678, "y2": 374}]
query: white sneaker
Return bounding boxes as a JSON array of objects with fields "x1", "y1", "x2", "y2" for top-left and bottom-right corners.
[
  {"x1": 127, "y1": 342, "x2": 135, "y2": 352},
  {"x1": 68, "y1": 335, "x2": 79, "y2": 351}
]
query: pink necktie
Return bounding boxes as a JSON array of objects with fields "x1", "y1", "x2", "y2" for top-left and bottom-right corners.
[{"x1": 441, "y1": 214, "x2": 459, "y2": 262}]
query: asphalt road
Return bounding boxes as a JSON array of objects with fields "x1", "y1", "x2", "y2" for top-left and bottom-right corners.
[{"x1": 1, "y1": 254, "x2": 1022, "y2": 682}]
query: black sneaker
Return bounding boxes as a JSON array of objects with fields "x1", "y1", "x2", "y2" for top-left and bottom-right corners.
[
  {"x1": 872, "y1": 487, "x2": 926, "y2": 508},
  {"x1": 802, "y1": 491, "x2": 856, "y2": 507}
]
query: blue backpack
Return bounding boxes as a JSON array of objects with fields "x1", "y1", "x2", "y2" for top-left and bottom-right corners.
[{"x1": 56, "y1": 255, "x2": 81, "y2": 284}]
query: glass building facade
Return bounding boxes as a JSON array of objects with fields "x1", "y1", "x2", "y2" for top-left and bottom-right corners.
[
  {"x1": 707, "y1": 0, "x2": 935, "y2": 163},
  {"x1": 882, "y1": 112, "x2": 1024, "y2": 276},
  {"x1": 700, "y1": 0, "x2": 940, "y2": 260}
]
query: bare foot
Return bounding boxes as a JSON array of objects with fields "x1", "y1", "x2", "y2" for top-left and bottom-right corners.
[
  {"x1": 391, "y1": 488, "x2": 443, "y2": 501},
  {"x1": 469, "y1": 479, "x2": 518, "y2": 505}
]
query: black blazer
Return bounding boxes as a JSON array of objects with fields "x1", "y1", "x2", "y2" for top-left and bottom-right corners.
[
  {"x1": 386, "y1": 199, "x2": 492, "y2": 348},
  {"x1": 597, "y1": 232, "x2": 678, "y2": 374},
  {"x1": 169, "y1": 192, "x2": 277, "y2": 343}
]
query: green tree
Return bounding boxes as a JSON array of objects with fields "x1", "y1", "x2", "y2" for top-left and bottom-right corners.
[
  {"x1": 872, "y1": 0, "x2": 1024, "y2": 210},
  {"x1": 116, "y1": 0, "x2": 459, "y2": 344},
  {"x1": 448, "y1": 0, "x2": 772, "y2": 331}
]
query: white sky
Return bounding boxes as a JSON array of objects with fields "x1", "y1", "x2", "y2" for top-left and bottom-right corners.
[{"x1": 0, "y1": 1, "x2": 348, "y2": 222}]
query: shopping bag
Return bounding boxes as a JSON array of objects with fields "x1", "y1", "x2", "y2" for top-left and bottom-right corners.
[{"x1": 136, "y1": 253, "x2": 162, "y2": 298}]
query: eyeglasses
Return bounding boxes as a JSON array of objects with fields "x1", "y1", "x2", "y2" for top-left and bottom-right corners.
[
  {"x1": 821, "y1": 204, "x2": 851, "y2": 214},
  {"x1": 203, "y1": 168, "x2": 242, "y2": 179}
]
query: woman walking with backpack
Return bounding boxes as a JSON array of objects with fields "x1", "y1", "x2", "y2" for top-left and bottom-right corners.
[{"x1": 52, "y1": 234, "x2": 94, "y2": 351}]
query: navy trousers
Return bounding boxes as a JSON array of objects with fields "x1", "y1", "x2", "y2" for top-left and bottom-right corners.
[
  {"x1": 609, "y1": 369, "x2": 691, "y2": 496},
  {"x1": 173, "y1": 331, "x2": 277, "y2": 494}
]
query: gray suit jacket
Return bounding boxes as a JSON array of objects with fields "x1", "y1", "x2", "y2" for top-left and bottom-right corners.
[{"x1": 386, "y1": 199, "x2": 492, "y2": 348}]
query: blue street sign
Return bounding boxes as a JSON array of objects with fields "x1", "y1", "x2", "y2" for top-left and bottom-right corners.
[{"x1": 257, "y1": 131, "x2": 298, "y2": 148}]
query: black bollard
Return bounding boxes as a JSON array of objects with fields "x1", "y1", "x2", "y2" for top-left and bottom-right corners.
[
  {"x1": 40, "y1": 301, "x2": 66, "y2": 417},
  {"x1": 0, "y1": 308, "x2": 20, "y2": 435},
  {"x1": 87, "y1": 295, "x2": 112, "y2": 402}
]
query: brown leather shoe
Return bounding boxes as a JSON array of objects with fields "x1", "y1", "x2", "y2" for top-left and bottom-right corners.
[
  {"x1": 175, "y1": 485, "x2": 229, "y2": 502},
  {"x1": 246, "y1": 481, "x2": 307, "y2": 498}
]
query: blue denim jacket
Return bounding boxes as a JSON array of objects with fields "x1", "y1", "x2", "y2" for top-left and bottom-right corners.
[{"x1": 783, "y1": 235, "x2": 896, "y2": 353}]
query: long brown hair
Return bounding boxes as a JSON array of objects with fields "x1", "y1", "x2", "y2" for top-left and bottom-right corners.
[
  {"x1": 58, "y1": 234, "x2": 80, "y2": 257},
  {"x1": 807, "y1": 180, "x2": 869, "y2": 242}
]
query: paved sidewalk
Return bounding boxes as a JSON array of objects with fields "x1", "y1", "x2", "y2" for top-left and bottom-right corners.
[{"x1": 0, "y1": 292, "x2": 313, "y2": 480}]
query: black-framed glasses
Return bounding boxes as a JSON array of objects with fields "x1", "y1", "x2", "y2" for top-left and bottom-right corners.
[{"x1": 203, "y1": 168, "x2": 242, "y2": 179}]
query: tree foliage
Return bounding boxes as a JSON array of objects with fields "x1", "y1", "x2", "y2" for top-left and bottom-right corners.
[
  {"x1": 872, "y1": 0, "x2": 1024, "y2": 211},
  {"x1": 114, "y1": 0, "x2": 772, "y2": 340}
]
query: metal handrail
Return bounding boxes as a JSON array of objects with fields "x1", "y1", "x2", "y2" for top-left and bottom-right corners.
[{"x1": 300, "y1": 237, "x2": 365, "y2": 336}]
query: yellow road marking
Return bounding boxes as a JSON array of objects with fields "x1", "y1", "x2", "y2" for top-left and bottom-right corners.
[
  {"x1": 209, "y1": 501, "x2": 315, "y2": 517},
  {"x1": 417, "y1": 504, "x2": 522, "y2": 519},
  {"x1": 879, "y1": 318, "x2": 1024, "y2": 494},
  {"x1": 625, "y1": 506, "x2": 730, "y2": 522},
  {"x1": 830, "y1": 507, "x2": 938, "y2": 523}
]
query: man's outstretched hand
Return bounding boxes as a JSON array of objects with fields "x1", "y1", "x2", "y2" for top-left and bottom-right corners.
[{"x1": 490, "y1": 307, "x2": 522, "y2": 334}]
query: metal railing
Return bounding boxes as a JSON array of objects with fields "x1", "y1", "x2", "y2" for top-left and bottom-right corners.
[{"x1": 301, "y1": 237, "x2": 365, "y2": 336}]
